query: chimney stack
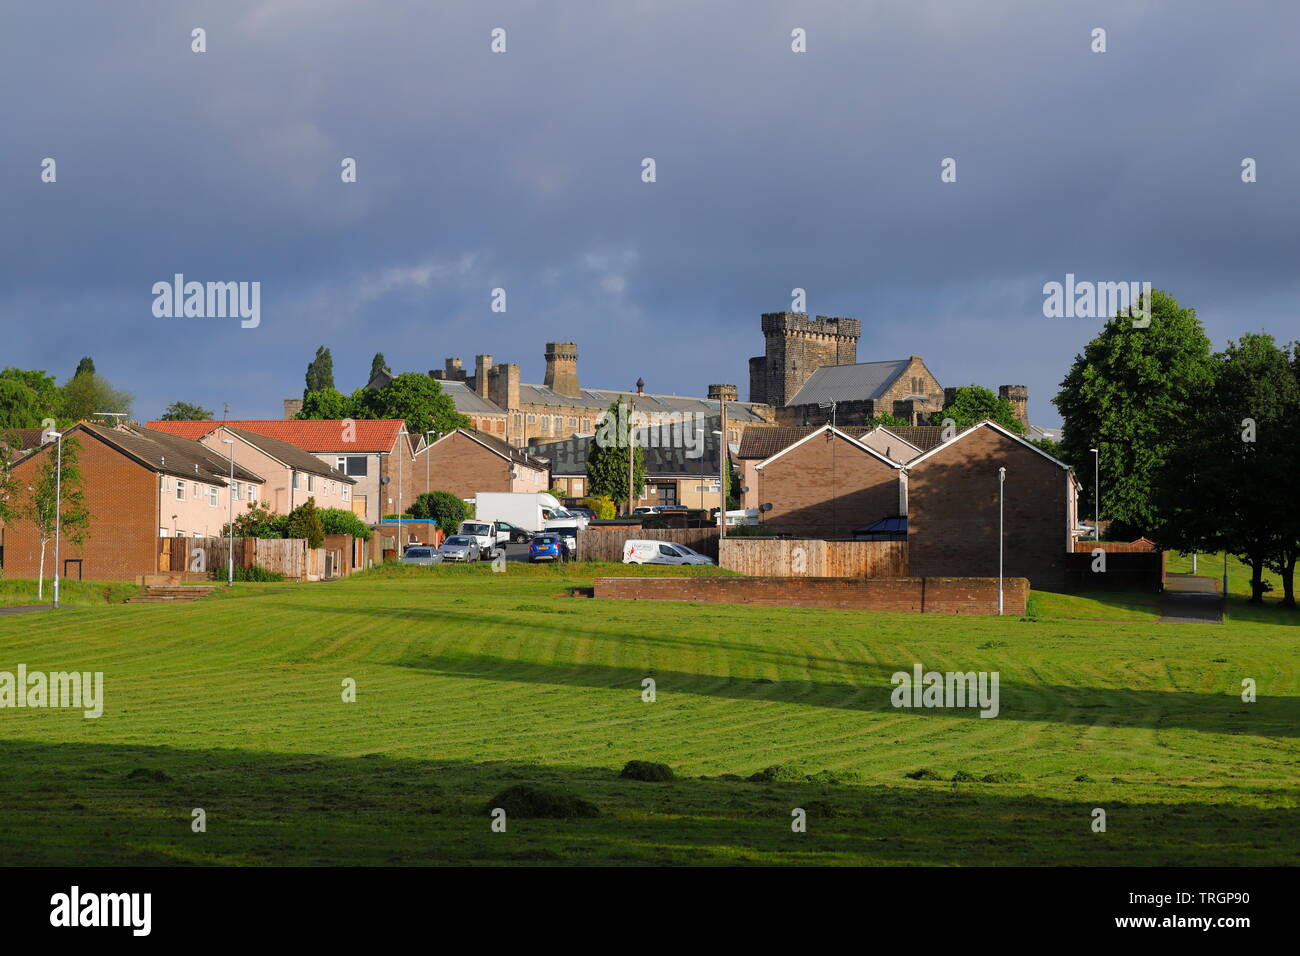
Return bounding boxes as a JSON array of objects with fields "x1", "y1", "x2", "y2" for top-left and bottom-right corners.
[
  {"x1": 635, "y1": 377, "x2": 645, "y2": 396},
  {"x1": 474, "y1": 355, "x2": 493, "y2": 398},
  {"x1": 708, "y1": 384, "x2": 738, "y2": 402},
  {"x1": 283, "y1": 398, "x2": 303, "y2": 419},
  {"x1": 544, "y1": 342, "x2": 580, "y2": 397}
]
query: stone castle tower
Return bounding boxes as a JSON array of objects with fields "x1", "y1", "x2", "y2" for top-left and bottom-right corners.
[
  {"x1": 748, "y1": 313, "x2": 861, "y2": 407},
  {"x1": 543, "y1": 341, "x2": 580, "y2": 397}
]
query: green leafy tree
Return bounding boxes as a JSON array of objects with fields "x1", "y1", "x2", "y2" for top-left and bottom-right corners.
[
  {"x1": 21, "y1": 436, "x2": 91, "y2": 598},
  {"x1": 587, "y1": 401, "x2": 646, "y2": 511},
  {"x1": 358, "y1": 373, "x2": 467, "y2": 437},
  {"x1": 60, "y1": 373, "x2": 133, "y2": 424},
  {"x1": 0, "y1": 379, "x2": 45, "y2": 429},
  {"x1": 318, "y1": 507, "x2": 373, "y2": 540},
  {"x1": 929, "y1": 385, "x2": 1025, "y2": 435},
  {"x1": 223, "y1": 502, "x2": 288, "y2": 539},
  {"x1": 305, "y1": 346, "x2": 335, "y2": 395},
  {"x1": 0, "y1": 369, "x2": 60, "y2": 423},
  {"x1": 1054, "y1": 289, "x2": 1215, "y2": 536},
  {"x1": 864, "y1": 413, "x2": 911, "y2": 429},
  {"x1": 408, "y1": 490, "x2": 469, "y2": 534},
  {"x1": 1153, "y1": 333, "x2": 1297, "y2": 603},
  {"x1": 369, "y1": 353, "x2": 390, "y2": 382},
  {"x1": 285, "y1": 497, "x2": 325, "y2": 548},
  {"x1": 295, "y1": 387, "x2": 355, "y2": 420},
  {"x1": 159, "y1": 401, "x2": 214, "y2": 421},
  {"x1": 74, "y1": 357, "x2": 95, "y2": 378}
]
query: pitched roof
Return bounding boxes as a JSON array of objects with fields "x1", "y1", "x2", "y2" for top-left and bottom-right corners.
[
  {"x1": 754, "y1": 424, "x2": 903, "y2": 471},
  {"x1": 221, "y1": 426, "x2": 356, "y2": 483},
  {"x1": 147, "y1": 419, "x2": 406, "y2": 453},
  {"x1": 878, "y1": 426, "x2": 950, "y2": 451},
  {"x1": 516, "y1": 383, "x2": 771, "y2": 422},
  {"x1": 527, "y1": 417, "x2": 726, "y2": 478},
  {"x1": 438, "y1": 380, "x2": 507, "y2": 415},
  {"x1": 738, "y1": 423, "x2": 954, "y2": 461},
  {"x1": 905, "y1": 419, "x2": 1072, "y2": 469},
  {"x1": 787, "y1": 360, "x2": 911, "y2": 407},
  {"x1": 31, "y1": 423, "x2": 267, "y2": 484},
  {"x1": 426, "y1": 428, "x2": 547, "y2": 470},
  {"x1": 0, "y1": 428, "x2": 50, "y2": 454}
]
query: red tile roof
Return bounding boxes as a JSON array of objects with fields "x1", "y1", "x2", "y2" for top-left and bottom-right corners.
[{"x1": 147, "y1": 419, "x2": 406, "y2": 453}]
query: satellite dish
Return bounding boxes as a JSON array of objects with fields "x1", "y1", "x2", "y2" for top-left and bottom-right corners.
[
  {"x1": 380, "y1": 476, "x2": 391, "y2": 485},
  {"x1": 759, "y1": 503, "x2": 773, "y2": 513}
]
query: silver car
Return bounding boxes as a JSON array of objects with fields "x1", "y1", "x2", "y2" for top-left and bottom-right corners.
[
  {"x1": 438, "y1": 534, "x2": 481, "y2": 563},
  {"x1": 399, "y1": 546, "x2": 443, "y2": 565}
]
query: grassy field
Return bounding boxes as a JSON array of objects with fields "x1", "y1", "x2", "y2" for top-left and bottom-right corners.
[
  {"x1": 0, "y1": 559, "x2": 1295, "y2": 866},
  {"x1": 0, "y1": 577, "x2": 141, "y2": 608}
]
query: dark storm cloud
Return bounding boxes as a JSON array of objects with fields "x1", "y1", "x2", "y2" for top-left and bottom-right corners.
[{"x1": 4, "y1": 0, "x2": 1298, "y2": 426}]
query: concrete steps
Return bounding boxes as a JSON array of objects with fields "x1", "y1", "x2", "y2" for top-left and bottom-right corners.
[{"x1": 125, "y1": 585, "x2": 217, "y2": 604}]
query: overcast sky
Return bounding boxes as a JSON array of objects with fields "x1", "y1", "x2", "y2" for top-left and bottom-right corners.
[{"x1": 5, "y1": 0, "x2": 1298, "y2": 427}]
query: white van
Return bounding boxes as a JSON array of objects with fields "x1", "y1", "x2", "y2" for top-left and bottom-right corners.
[{"x1": 622, "y1": 540, "x2": 715, "y2": 565}]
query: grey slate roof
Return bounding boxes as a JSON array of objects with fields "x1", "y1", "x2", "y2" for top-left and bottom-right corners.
[
  {"x1": 528, "y1": 417, "x2": 726, "y2": 478},
  {"x1": 787, "y1": 360, "x2": 911, "y2": 407},
  {"x1": 520, "y1": 384, "x2": 771, "y2": 422},
  {"x1": 61, "y1": 424, "x2": 267, "y2": 485},
  {"x1": 439, "y1": 380, "x2": 507, "y2": 415}
]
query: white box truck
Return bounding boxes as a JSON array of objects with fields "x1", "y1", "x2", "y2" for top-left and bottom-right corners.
[{"x1": 474, "y1": 492, "x2": 569, "y2": 534}]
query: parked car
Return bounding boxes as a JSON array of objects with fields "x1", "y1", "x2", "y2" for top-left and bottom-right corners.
[
  {"x1": 529, "y1": 533, "x2": 570, "y2": 563},
  {"x1": 622, "y1": 540, "x2": 715, "y2": 565},
  {"x1": 494, "y1": 520, "x2": 533, "y2": 543},
  {"x1": 398, "y1": 546, "x2": 443, "y2": 565},
  {"x1": 554, "y1": 526, "x2": 579, "y2": 559},
  {"x1": 632, "y1": 506, "x2": 664, "y2": 515},
  {"x1": 659, "y1": 505, "x2": 688, "y2": 513},
  {"x1": 566, "y1": 506, "x2": 596, "y2": 520},
  {"x1": 438, "y1": 535, "x2": 481, "y2": 563}
]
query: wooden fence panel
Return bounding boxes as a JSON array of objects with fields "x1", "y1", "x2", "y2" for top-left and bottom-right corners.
[
  {"x1": 578, "y1": 526, "x2": 720, "y2": 562},
  {"x1": 718, "y1": 538, "x2": 907, "y2": 578}
]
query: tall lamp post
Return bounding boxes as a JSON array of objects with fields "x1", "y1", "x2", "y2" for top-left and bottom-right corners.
[
  {"x1": 221, "y1": 438, "x2": 236, "y2": 587},
  {"x1": 50, "y1": 431, "x2": 64, "y2": 609},
  {"x1": 998, "y1": 466, "x2": 1006, "y2": 616},
  {"x1": 1090, "y1": 447, "x2": 1100, "y2": 540}
]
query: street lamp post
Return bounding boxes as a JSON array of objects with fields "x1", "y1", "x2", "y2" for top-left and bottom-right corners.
[
  {"x1": 998, "y1": 466, "x2": 1007, "y2": 616},
  {"x1": 51, "y1": 431, "x2": 64, "y2": 609},
  {"x1": 1090, "y1": 447, "x2": 1100, "y2": 540},
  {"x1": 221, "y1": 438, "x2": 235, "y2": 587}
]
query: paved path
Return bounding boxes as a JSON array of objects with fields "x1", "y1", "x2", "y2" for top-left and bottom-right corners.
[
  {"x1": 1160, "y1": 573, "x2": 1224, "y2": 624},
  {"x1": 0, "y1": 605, "x2": 52, "y2": 616}
]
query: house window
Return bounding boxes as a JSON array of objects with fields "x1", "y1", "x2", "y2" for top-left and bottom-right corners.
[
  {"x1": 231, "y1": 481, "x2": 241, "y2": 501},
  {"x1": 248, "y1": 485, "x2": 257, "y2": 504},
  {"x1": 208, "y1": 486, "x2": 219, "y2": 507},
  {"x1": 526, "y1": 414, "x2": 536, "y2": 424},
  {"x1": 308, "y1": 475, "x2": 315, "y2": 492},
  {"x1": 581, "y1": 419, "x2": 591, "y2": 431},
  {"x1": 554, "y1": 416, "x2": 563, "y2": 429},
  {"x1": 568, "y1": 417, "x2": 577, "y2": 427},
  {"x1": 342, "y1": 484, "x2": 349, "y2": 500},
  {"x1": 335, "y1": 456, "x2": 368, "y2": 476},
  {"x1": 293, "y1": 472, "x2": 302, "y2": 490},
  {"x1": 175, "y1": 480, "x2": 186, "y2": 501}
]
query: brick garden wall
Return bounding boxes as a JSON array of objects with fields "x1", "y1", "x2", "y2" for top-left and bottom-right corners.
[{"x1": 593, "y1": 576, "x2": 1028, "y2": 615}]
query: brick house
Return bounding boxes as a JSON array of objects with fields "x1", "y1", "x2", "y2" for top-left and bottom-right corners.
[
  {"x1": 1, "y1": 423, "x2": 265, "y2": 581},
  {"x1": 752, "y1": 424, "x2": 906, "y2": 538},
  {"x1": 148, "y1": 419, "x2": 407, "y2": 524},
  {"x1": 404, "y1": 428, "x2": 549, "y2": 505},
  {"x1": 193, "y1": 425, "x2": 356, "y2": 516},
  {"x1": 906, "y1": 420, "x2": 1080, "y2": 592}
]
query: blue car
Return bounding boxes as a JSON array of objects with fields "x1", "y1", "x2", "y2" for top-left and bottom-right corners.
[{"x1": 529, "y1": 533, "x2": 569, "y2": 563}]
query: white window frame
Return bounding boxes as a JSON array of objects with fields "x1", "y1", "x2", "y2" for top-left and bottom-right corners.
[
  {"x1": 208, "y1": 486, "x2": 219, "y2": 508},
  {"x1": 175, "y1": 479, "x2": 186, "y2": 501}
]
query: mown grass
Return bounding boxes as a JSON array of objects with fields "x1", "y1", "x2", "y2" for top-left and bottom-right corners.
[
  {"x1": 0, "y1": 561, "x2": 1295, "y2": 866},
  {"x1": 0, "y1": 577, "x2": 141, "y2": 608},
  {"x1": 1166, "y1": 552, "x2": 1300, "y2": 625}
]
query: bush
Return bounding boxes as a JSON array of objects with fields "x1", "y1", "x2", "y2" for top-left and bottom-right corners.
[
  {"x1": 408, "y1": 491, "x2": 469, "y2": 535},
  {"x1": 580, "y1": 495, "x2": 616, "y2": 520},
  {"x1": 981, "y1": 771, "x2": 1023, "y2": 784},
  {"x1": 746, "y1": 764, "x2": 810, "y2": 783},
  {"x1": 285, "y1": 497, "x2": 325, "y2": 548},
  {"x1": 484, "y1": 785, "x2": 599, "y2": 819},
  {"x1": 951, "y1": 770, "x2": 978, "y2": 783},
  {"x1": 224, "y1": 502, "x2": 288, "y2": 539},
  {"x1": 318, "y1": 507, "x2": 372, "y2": 541},
  {"x1": 214, "y1": 564, "x2": 285, "y2": 582},
  {"x1": 620, "y1": 760, "x2": 675, "y2": 782},
  {"x1": 905, "y1": 768, "x2": 943, "y2": 780}
]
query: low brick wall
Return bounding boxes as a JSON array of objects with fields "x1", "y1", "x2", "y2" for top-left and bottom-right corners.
[{"x1": 593, "y1": 576, "x2": 1028, "y2": 615}]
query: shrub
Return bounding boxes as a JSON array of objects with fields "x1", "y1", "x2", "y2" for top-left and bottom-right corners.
[
  {"x1": 951, "y1": 770, "x2": 978, "y2": 783},
  {"x1": 285, "y1": 497, "x2": 325, "y2": 548},
  {"x1": 747, "y1": 764, "x2": 810, "y2": 783},
  {"x1": 214, "y1": 564, "x2": 285, "y2": 582},
  {"x1": 408, "y1": 491, "x2": 469, "y2": 534},
  {"x1": 224, "y1": 502, "x2": 288, "y2": 539},
  {"x1": 981, "y1": 771, "x2": 1023, "y2": 784},
  {"x1": 318, "y1": 507, "x2": 372, "y2": 541},
  {"x1": 484, "y1": 785, "x2": 599, "y2": 819},
  {"x1": 580, "y1": 495, "x2": 616, "y2": 520},
  {"x1": 620, "y1": 760, "x2": 675, "y2": 782},
  {"x1": 905, "y1": 768, "x2": 943, "y2": 781}
]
